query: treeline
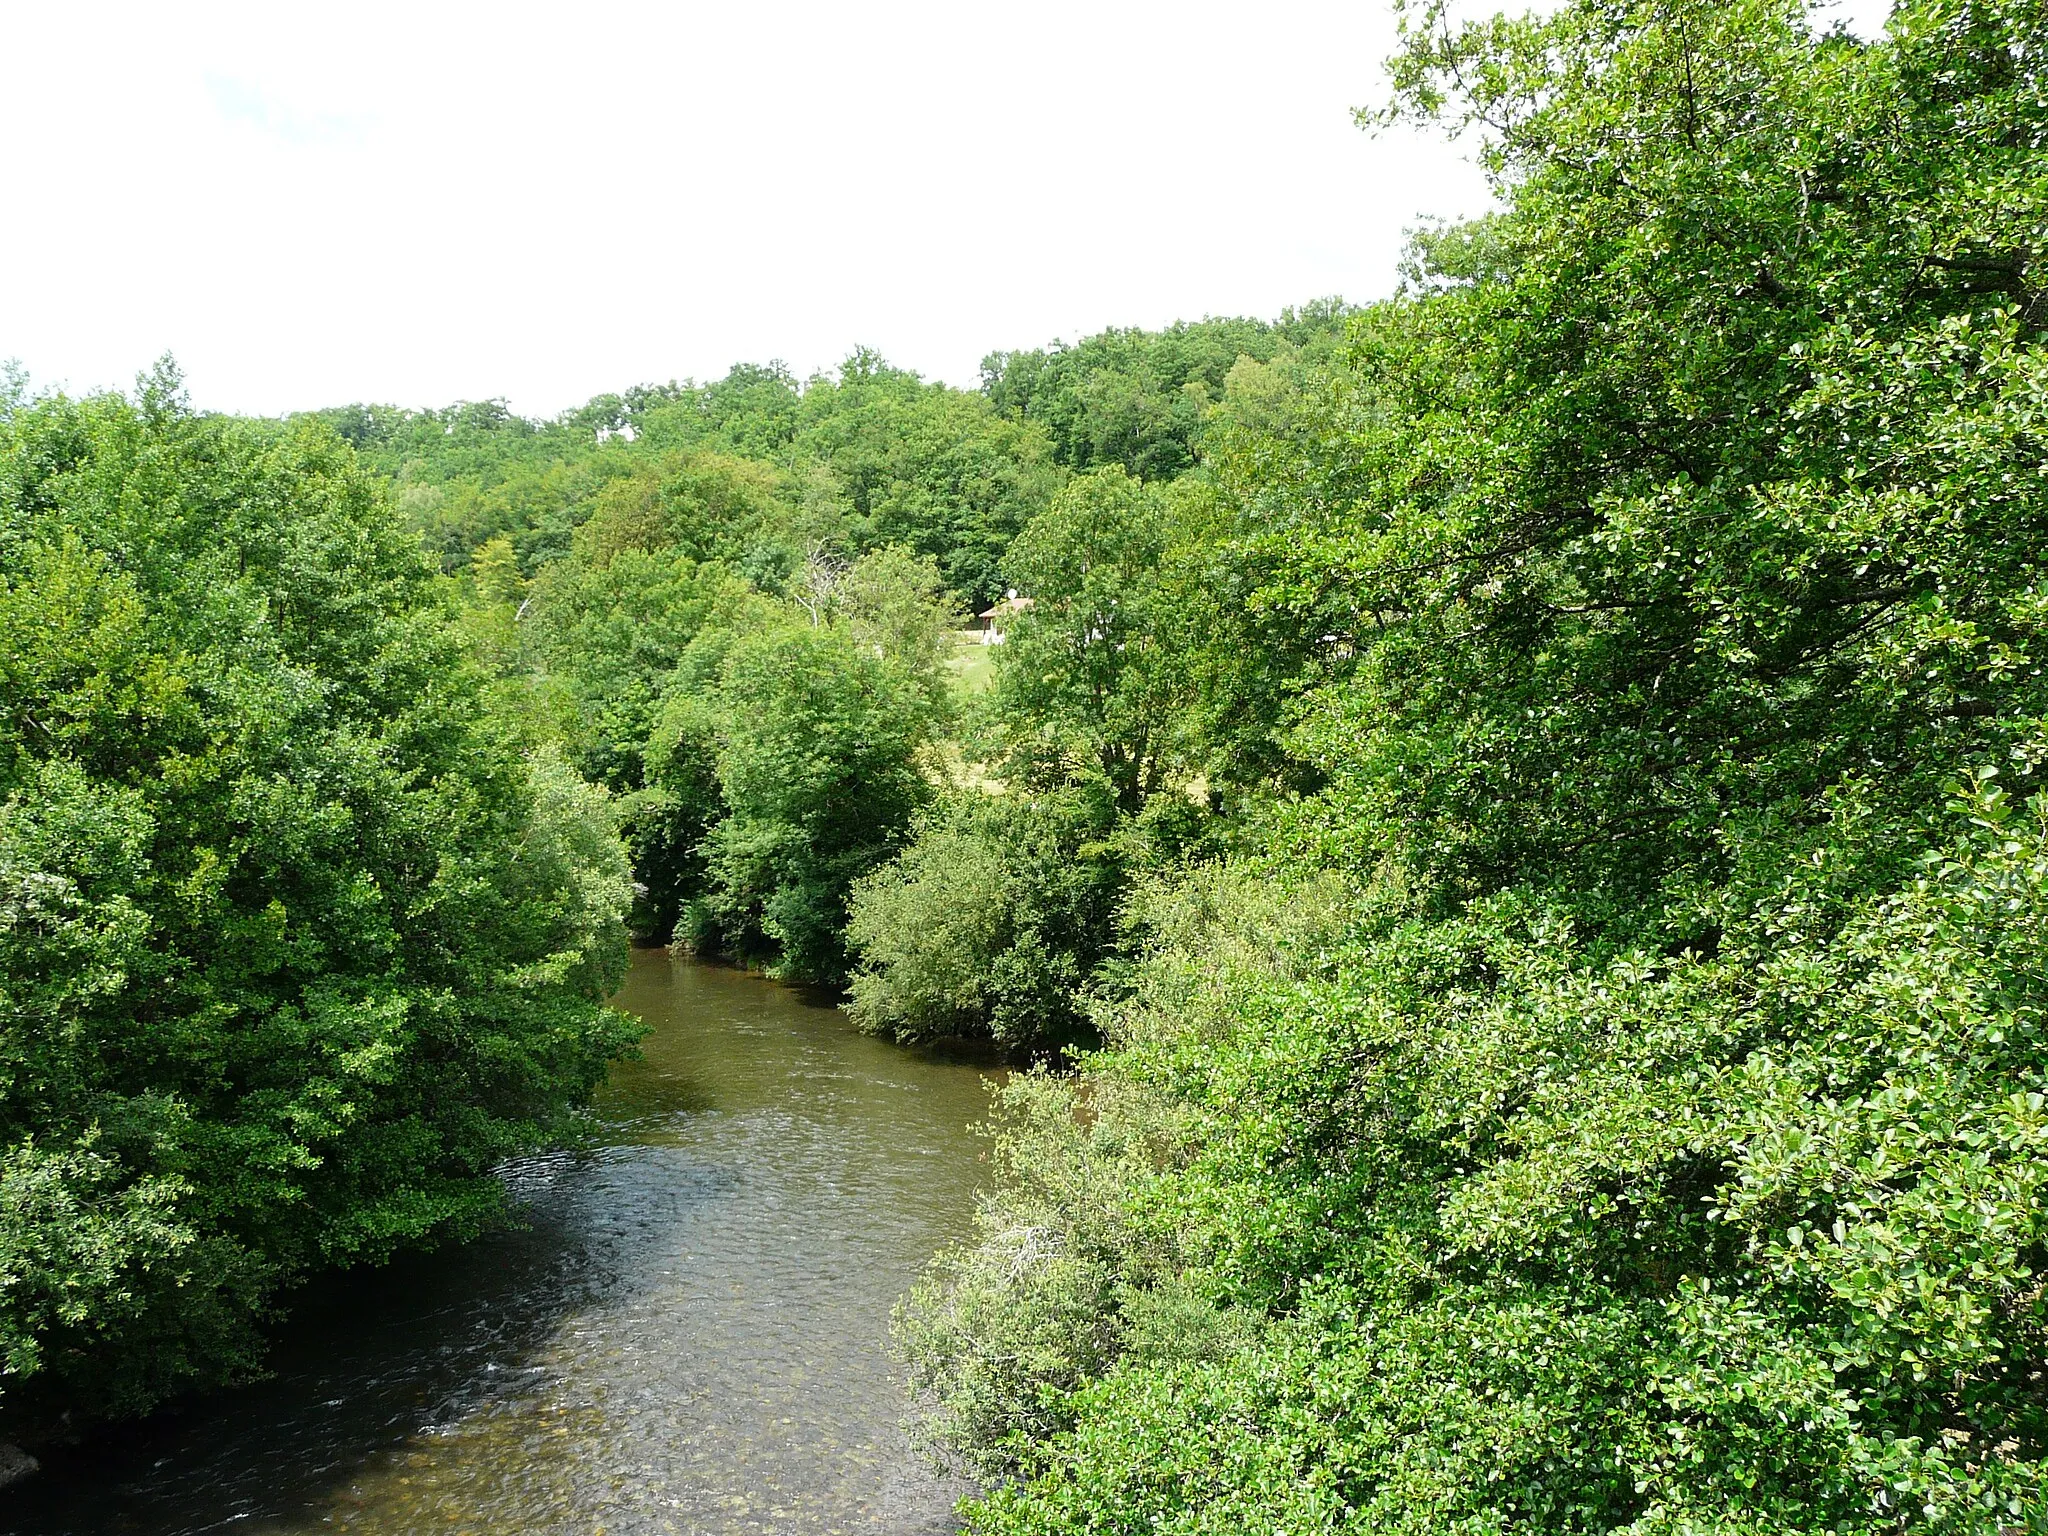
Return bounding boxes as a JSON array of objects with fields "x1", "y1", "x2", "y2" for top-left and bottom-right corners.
[
  {"x1": 0, "y1": 302, "x2": 1345, "y2": 1438},
  {"x1": 306, "y1": 320, "x2": 1346, "y2": 1007},
  {"x1": 888, "y1": 0, "x2": 2048, "y2": 1531}
]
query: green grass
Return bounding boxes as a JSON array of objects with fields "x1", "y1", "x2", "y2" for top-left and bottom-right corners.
[{"x1": 944, "y1": 634, "x2": 996, "y2": 700}]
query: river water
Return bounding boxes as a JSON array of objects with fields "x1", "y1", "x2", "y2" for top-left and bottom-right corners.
[{"x1": 5, "y1": 952, "x2": 997, "y2": 1536}]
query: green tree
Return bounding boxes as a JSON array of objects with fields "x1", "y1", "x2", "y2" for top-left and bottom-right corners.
[
  {"x1": 991, "y1": 468, "x2": 1201, "y2": 814},
  {"x1": 845, "y1": 788, "x2": 1123, "y2": 1052},
  {"x1": 795, "y1": 353, "x2": 1063, "y2": 607},
  {"x1": 0, "y1": 376, "x2": 637, "y2": 1435},
  {"x1": 981, "y1": 304, "x2": 1352, "y2": 481},
  {"x1": 834, "y1": 544, "x2": 966, "y2": 710},
  {"x1": 645, "y1": 620, "x2": 941, "y2": 981},
  {"x1": 903, "y1": 0, "x2": 2048, "y2": 1529}
]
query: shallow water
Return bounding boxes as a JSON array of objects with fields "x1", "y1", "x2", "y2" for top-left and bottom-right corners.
[{"x1": 5, "y1": 952, "x2": 997, "y2": 1536}]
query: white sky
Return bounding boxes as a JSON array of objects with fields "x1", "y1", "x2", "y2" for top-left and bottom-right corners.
[{"x1": 3, "y1": 0, "x2": 1894, "y2": 419}]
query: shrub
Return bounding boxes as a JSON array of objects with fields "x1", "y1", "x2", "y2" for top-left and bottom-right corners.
[{"x1": 846, "y1": 789, "x2": 1124, "y2": 1051}]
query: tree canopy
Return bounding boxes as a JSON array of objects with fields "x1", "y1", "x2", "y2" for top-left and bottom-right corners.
[
  {"x1": 0, "y1": 373, "x2": 635, "y2": 1434},
  {"x1": 894, "y1": 0, "x2": 2048, "y2": 1530}
]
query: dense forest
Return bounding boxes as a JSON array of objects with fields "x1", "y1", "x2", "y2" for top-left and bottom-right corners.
[{"x1": 5, "y1": 0, "x2": 2045, "y2": 1528}]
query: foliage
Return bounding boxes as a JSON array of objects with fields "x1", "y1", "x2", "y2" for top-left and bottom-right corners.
[
  {"x1": 845, "y1": 788, "x2": 1124, "y2": 1051},
  {"x1": 833, "y1": 545, "x2": 965, "y2": 710},
  {"x1": 549, "y1": 542, "x2": 960, "y2": 973},
  {"x1": 312, "y1": 396, "x2": 628, "y2": 574},
  {"x1": 682, "y1": 621, "x2": 940, "y2": 981},
  {"x1": 525, "y1": 545, "x2": 759, "y2": 795},
  {"x1": 935, "y1": 788, "x2": 2048, "y2": 1535},
  {"x1": 315, "y1": 354, "x2": 1068, "y2": 978},
  {"x1": 988, "y1": 469, "x2": 1208, "y2": 814},
  {"x1": 786, "y1": 354, "x2": 1063, "y2": 608},
  {"x1": 896, "y1": 867, "x2": 1340, "y2": 1474},
  {"x1": 844, "y1": 454, "x2": 1239, "y2": 1055},
  {"x1": 981, "y1": 305, "x2": 1352, "y2": 481},
  {"x1": 0, "y1": 377, "x2": 636, "y2": 1434},
  {"x1": 322, "y1": 353, "x2": 1061, "y2": 611},
  {"x1": 901, "y1": 0, "x2": 2048, "y2": 1530}
]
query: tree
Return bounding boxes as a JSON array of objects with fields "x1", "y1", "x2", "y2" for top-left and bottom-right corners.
[
  {"x1": 902, "y1": 0, "x2": 2048, "y2": 1528},
  {"x1": 845, "y1": 788, "x2": 1123, "y2": 1052},
  {"x1": 645, "y1": 620, "x2": 941, "y2": 982},
  {"x1": 834, "y1": 544, "x2": 965, "y2": 711},
  {"x1": 980, "y1": 304, "x2": 1352, "y2": 481},
  {"x1": 992, "y1": 468, "x2": 1201, "y2": 814},
  {"x1": 795, "y1": 355, "x2": 1063, "y2": 608},
  {"x1": 0, "y1": 381, "x2": 636, "y2": 1436}
]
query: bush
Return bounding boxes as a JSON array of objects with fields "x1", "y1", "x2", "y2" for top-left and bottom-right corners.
[
  {"x1": 896, "y1": 866, "x2": 1337, "y2": 1479},
  {"x1": 846, "y1": 789, "x2": 1125, "y2": 1051}
]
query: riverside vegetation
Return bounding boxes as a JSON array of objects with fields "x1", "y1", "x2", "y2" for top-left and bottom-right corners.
[{"x1": 3, "y1": 0, "x2": 2046, "y2": 1529}]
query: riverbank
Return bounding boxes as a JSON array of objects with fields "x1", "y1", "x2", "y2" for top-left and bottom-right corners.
[{"x1": 4, "y1": 953, "x2": 997, "y2": 1536}]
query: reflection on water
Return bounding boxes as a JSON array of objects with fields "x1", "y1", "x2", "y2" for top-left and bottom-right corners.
[{"x1": 5, "y1": 952, "x2": 997, "y2": 1535}]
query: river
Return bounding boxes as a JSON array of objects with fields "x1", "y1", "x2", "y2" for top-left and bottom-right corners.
[{"x1": 4, "y1": 951, "x2": 998, "y2": 1535}]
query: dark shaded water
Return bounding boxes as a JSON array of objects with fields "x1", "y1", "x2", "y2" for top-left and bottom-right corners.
[{"x1": 5, "y1": 952, "x2": 996, "y2": 1535}]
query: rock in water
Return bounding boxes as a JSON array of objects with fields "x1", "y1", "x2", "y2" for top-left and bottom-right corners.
[{"x1": 0, "y1": 1442, "x2": 39, "y2": 1490}]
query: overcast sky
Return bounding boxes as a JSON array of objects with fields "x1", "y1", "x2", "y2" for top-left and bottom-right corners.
[{"x1": 3, "y1": 0, "x2": 1893, "y2": 418}]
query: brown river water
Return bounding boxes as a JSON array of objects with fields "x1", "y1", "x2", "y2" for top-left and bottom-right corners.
[{"x1": 4, "y1": 952, "x2": 998, "y2": 1536}]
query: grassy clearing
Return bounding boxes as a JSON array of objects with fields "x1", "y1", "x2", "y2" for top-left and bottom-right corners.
[{"x1": 944, "y1": 633, "x2": 996, "y2": 700}]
